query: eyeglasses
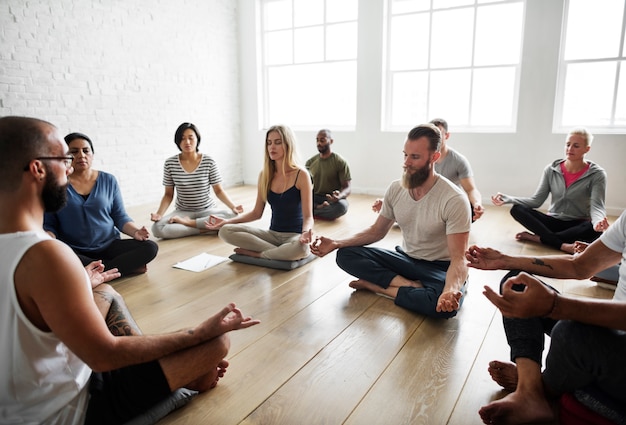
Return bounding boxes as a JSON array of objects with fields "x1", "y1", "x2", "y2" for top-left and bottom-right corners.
[{"x1": 23, "y1": 156, "x2": 74, "y2": 171}]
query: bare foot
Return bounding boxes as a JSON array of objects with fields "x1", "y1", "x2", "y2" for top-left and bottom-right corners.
[
  {"x1": 315, "y1": 201, "x2": 330, "y2": 209},
  {"x1": 515, "y1": 231, "x2": 540, "y2": 243},
  {"x1": 234, "y1": 247, "x2": 262, "y2": 258},
  {"x1": 188, "y1": 359, "x2": 229, "y2": 392},
  {"x1": 560, "y1": 243, "x2": 576, "y2": 254},
  {"x1": 169, "y1": 215, "x2": 195, "y2": 227},
  {"x1": 349, "y1": 279, "x2": 372, "y2": 291},
  {"x1": 129, "y1": 265, "x2": 148, "y2": 275},
  {"x1": 488, "y1": 360, "x2": 518, "y2": 392},
  {"x1": 478, "y1": 388, "x2": 554, "y2": 425}
]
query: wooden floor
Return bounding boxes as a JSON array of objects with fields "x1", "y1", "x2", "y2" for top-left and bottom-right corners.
[{"x1": 115, "y1": 186, "x2": 615, "y2": 425}]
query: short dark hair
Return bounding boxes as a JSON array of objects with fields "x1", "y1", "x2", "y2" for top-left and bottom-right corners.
[
  {"x1": 429, "y1": 118, "x2": 448, "y2": 132},
  {"x1": 64, "y1": 132, "x2": 94, "y2": 153},
  {"x1": 407, "y1": 123, "x2": 442, "y2": 153},
  {"x1": 174, "y1": 122, "x2": 201, "y2": 152},
  {"x1": 0, "y1": 116, "x2": 55, "y2": 191}
]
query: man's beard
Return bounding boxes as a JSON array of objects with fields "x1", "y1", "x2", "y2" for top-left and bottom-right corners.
[
  {"x1": 317, "y1": 144, "x2": 330, "y2": 155},
  {"x1": 42, "y1": 171, "x2": 68, "y2": 212},
  {"x1": 402, "y1": 160, "x2": 431, "y2": 189}
]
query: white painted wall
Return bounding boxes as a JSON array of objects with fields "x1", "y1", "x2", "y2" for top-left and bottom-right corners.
[
  {"x1": 0, "y1": 0, "x2": 242, "y2": 208},
  {"x1": 238, "y1": 0, "x2": 626, "y2": 216},
  {"x1": 1, "y1": 0, "x2": 624, "y2": 216}
]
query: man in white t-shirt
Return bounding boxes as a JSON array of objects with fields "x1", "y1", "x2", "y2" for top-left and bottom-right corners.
[
  {"x1": 466, "y1": 212, "x2": 626, "y2": 424},
  {"x1": 311, "y1": 124, "x2": 471, "y2": 318}
]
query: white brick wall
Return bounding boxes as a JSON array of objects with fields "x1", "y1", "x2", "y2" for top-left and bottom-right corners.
[{"x1": 0, "y1": 0, "x2": 242, "y2": 211}]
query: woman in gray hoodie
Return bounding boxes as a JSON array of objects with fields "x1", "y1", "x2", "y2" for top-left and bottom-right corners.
[{"x1": 491, "y1": 128, "x2": 608, "y2": 254}]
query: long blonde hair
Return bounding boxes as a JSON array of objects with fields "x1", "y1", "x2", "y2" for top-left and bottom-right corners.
[{"x1": 259, "y1": 124, "x2": 300, "y2": 202}]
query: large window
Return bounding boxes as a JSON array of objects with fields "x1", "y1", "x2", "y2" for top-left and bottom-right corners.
[
  {"x1": 383, "y1": 0, "x2": 525, "y2": 132},
  {"x1": 554, "y1": 0, "x2": 626, "y2": 133},
  {"x1": 260, "y1": 0, "x2": 358, "y2": 129}
]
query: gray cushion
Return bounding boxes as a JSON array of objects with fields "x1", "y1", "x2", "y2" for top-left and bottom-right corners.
[
  {"x1": 228, "y1": 253, "x2": 317, "y2": 270},
  {"x1": 123, "y1": 388, "x2": 198, "y2": 425}
]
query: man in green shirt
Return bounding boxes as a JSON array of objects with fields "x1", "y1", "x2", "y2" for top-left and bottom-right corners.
[{"x1": 305, "y1": 129, "x2": 352, "y2": 220}]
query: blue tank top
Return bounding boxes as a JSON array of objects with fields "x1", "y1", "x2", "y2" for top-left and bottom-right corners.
[{"x1": 268, "y1": 171, "x2": 303, "y2": 233}]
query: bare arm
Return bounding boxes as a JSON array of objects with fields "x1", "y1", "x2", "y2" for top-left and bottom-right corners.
[
  {"x1": 466, "y1": 238, "x2": 621, "y2": 279},
  {"x1": 459, "y1": 177, "x2": 483, "y2": 220},
  {"x1": 483, "y1": 272, "x2": 626, "y2": 331},
  {"x1": 151, "y1": 186, "x2": 175, "y2": 221},
  {"x1": 212, "y1": 183, "x2": 243, "y2": 214},
  {"x1": 297, "y1": 168, "x2": 314, "y2": 242},
  {"x1": 311, "y1": 214, "x2": 394, "y2": 257},
  {"x1": 18, "y1": 241, "x2": 258, "y2": 372},
  {"x1": 121, "y1": 221, "x2": 150, "y2": 241},
  {"x1": 436, "y1": 231, "x2": 469, "y2": 312}
]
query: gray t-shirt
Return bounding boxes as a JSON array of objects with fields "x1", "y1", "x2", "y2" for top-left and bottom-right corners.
[
  {"x1": 434, "y1": 147, "x2": 473, "y2": 187},
  {"x1": 380, "y1": 177, "x2": 471, "y2": 261}
]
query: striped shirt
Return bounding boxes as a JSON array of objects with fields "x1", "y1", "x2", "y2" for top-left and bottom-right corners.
[{"x1": 162, "y1": 154, "x2": 223, "y2": 211}]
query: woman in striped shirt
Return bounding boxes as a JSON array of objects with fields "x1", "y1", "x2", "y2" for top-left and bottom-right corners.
[{"x1": 150, "y1": 122, "x2": 243, "y2": 239}]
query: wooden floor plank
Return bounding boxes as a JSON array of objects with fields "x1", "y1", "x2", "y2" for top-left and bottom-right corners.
[{"x1": 112, "y1": 188, "x2": 617, "y2": 425}]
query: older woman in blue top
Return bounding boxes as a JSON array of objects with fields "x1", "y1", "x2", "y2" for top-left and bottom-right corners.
[
  {"x1": 492, "y1": 128, "x2": 609, "y2": 254},
  {"x1": 44, "y1": 132, "x2": 158, "y2": 277}
]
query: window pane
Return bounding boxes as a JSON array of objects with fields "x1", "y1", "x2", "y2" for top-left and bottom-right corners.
[
  {"x1": 391, "y1": 0, "x2": 430, "y2": 14},
  {"x1": 562, "y1": 62, "x2": 616, "y2": 126},
  {"x1": 474, "y1": 3, "x2": 524, "y2": 66},
  {"x1": 294, "y1": 27, "x2": 324, "y2": 63},
  {"x1": 390, "y1": 72, "x2": 429, "y2": 127},
  {"x1": 433, "y1": 0, "x2": 474, "y2": 8},
  {"x1": 390, "y1": 14, "x2": 430, "y2": 70},
  {"x1": 264, "y1": 0, "x2": 292, "y2": 31},
  {"x1": 471, "y1": 67, "x2": 516, "y2": 125},
  {"x1": 327, "y1": 0, "x2": 358, "y2": 22},
  {"x1": 294, "y1": 0, "x2": 324, "y2": 27},
  {"x1": 430, "y1": 69, "x2": 471, "y2": 125},
  {"x1": 431, "y1": 9, "x2": 474, "y2": 68},
  {"x1": 327, "y1": 22, "x2": 358, "y2": 60},
  {"x1": 564, "y1": 0, "x2": 623, "y2": 60},
  {"x1": 265, "y1": 30, "x2": 293, "y2": 65},
  {"x1": 267, "y1": 62, "x2": 356, "y2": 126}
]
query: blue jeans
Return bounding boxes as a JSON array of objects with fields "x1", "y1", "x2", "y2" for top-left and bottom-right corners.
[{"x1": 336, "y1": 246, "x2": 464, "y2": 318}]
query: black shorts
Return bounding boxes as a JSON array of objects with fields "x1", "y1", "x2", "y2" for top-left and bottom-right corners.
[{"x1": 84, "y1": 360, "x2": 171, "y2": 425}]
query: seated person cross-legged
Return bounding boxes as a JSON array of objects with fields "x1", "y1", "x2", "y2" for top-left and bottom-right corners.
[
  {"x1": 44, "y1": 132, "x2": 158, "y2": 278},
  {"x1": 305, "y1": 128, "x2": 352, "y2": 220},
  {"x1": 311, "y1": 124, "x2": 471, "y2": 319},
  {"x1": 465, "y1": 210, "x2": 626, "y2": 425},
  {"x1": 150, "y1": 122, "x2": 243, "y2": 239},
  {"x1": 207, "y1": 124, "x2": 314, "y2": 263},
  {"x1": 491, "y1": 127, "x2": 609, "y2": 254}
]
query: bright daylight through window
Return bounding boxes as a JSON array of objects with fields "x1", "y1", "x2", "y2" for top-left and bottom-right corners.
[
  {"x1": 260, "y1": 0, "x2": 358, "y2": 129},
  {"x1": 383, "y1": 0, "x2": 525, "y2": 132},
  {"x1": 555, "y1": 0, "x2": 626, "y2": 132}
]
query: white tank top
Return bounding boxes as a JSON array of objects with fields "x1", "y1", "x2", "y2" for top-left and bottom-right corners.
[{"x1": 0, "y1": 231, "x2": 91, "y2": 424}]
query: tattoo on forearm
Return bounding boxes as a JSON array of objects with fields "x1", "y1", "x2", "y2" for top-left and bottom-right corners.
[
  {"x1": 531, "y1": 258, "x2": 553, "y2": 270},
  {"x1": 94, "y1": 289, "x2": 141, "y2": 336}
]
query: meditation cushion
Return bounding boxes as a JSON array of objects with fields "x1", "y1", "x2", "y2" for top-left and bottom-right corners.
[
  {"x1": 228, "y1": 253, "x2": 317, "y2": 270},
  {"x1": 560, "y1": 388, "x2": 626, "y2": 425},
  {"x1": 124, "y1": 388, "x2": 198, "y2": 425}
]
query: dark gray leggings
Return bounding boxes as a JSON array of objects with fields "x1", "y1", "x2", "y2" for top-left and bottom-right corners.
[{"x1": 500, "y1": 270, "x2": 626, "y2": 402}]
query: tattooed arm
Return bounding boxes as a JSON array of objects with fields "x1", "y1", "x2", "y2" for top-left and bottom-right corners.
[{"x1": 466, "y1": 239, "x2": 621, "y2": 280}]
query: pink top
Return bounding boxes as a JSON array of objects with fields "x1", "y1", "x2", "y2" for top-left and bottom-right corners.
[{"x1": 561, "y1": 162, "x2": 590, "y2": 188}]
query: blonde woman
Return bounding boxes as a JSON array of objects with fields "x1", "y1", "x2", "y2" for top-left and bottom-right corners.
[
  {"x1": 207, "y1": 125, "x2": 313, "y2": 261},
  {"x1": 492, "y1": 128, "x2": 609, "y2": 254}
]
